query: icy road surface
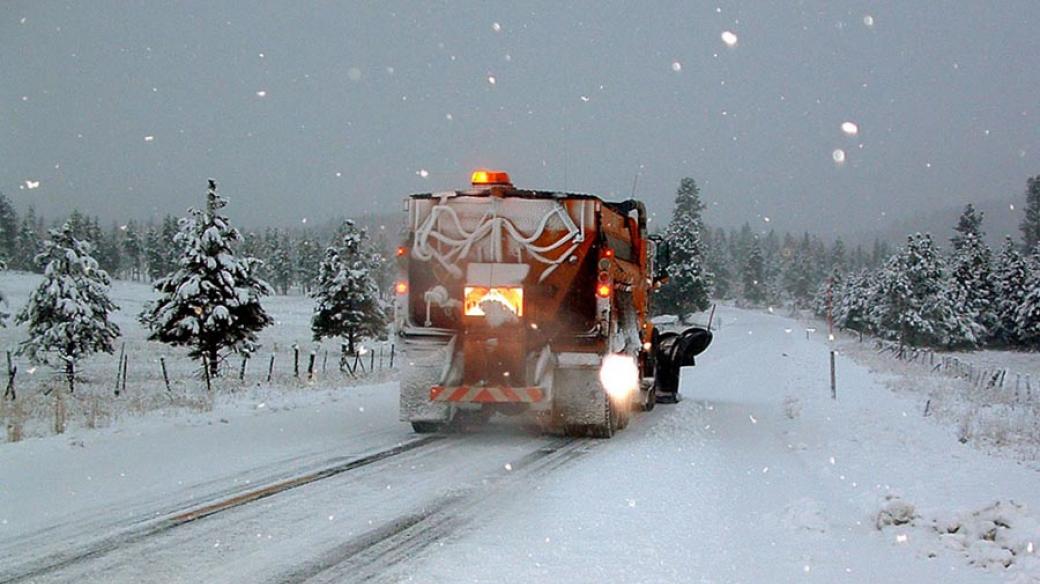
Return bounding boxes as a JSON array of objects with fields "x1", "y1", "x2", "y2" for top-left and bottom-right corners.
[{"x1": 2, "y1": 305, "x2": 1039, "y2": 583}]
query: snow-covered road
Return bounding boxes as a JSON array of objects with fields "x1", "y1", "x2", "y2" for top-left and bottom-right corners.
[{"x1": 2, "y1": 306, "x2": 1039, "y2": 583}]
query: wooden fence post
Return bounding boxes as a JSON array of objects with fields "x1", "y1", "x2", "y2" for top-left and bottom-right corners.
[
  {"x1": 267, "y1": 353, "x2": 275, "y2": 383},
  {"x1": 239, "y1": 356, "x2": 248, "y2": 381},
  {"x1": 203, "y1": 356, "x2": 212, "y2": 392},
  {"x1": 293, "y1": 345, "x2": 300, "y2": 378},
  {"x1": 121, "y1": 354, "x2": 128, "y2": 395},
  {"x1": 4, "y1": 351, "x2": 15, "y2": 401},
  {"x1": 160, "y1": 357, "x2": 172, "y2": 392},
  {"x1": 830, "y1": 351, "x2": 836, "y2": 400},
  {"x1": 114, "y1": 342, "x2": 125, "y2": 395},
  {"x1": 307, "y1": 351, "x2": 316, "y2": 381},
  {"x1": 389, "y1": 344, "x2": 395, "y2": 368}
]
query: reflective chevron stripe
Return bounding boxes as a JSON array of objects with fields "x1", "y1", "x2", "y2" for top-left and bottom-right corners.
[{"x1": 429, "y1": 385, "x2": 544, "y2": 403}]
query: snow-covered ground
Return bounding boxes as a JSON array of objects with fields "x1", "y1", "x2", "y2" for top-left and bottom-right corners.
[{"x1": 2, "y1": 305, "x2": 1039, "y2": 583}]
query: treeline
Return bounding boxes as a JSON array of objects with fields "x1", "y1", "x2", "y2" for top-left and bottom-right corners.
[
  {"x1": 653, "y1": 177, "x2": 890, "y2": 316},
  {"x1": 0, "y1": 192, "x2": 395, "y2": 296},
  {"x1": 816, "y1": 194, "x2": 1040, "y2": 350}
]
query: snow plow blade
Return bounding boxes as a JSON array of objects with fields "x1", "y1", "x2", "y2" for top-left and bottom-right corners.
[{"x1": 654, "y1": 326, "x2": 713, "y2": 400}]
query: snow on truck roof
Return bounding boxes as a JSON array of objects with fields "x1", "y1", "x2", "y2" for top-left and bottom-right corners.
[{"x1": 408, "y1": 189, "x2": 646, "y2": 218}]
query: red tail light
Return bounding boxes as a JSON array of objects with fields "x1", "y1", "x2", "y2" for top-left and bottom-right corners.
[
  {"x1": 395, "y1": 281, "x2": 408, "y2": 295},
  {"x1": 596, "y1": 283, "x2": 612, "y2": 299}
]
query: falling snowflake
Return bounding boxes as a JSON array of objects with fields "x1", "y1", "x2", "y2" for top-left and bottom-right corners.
[
  {"x1": 671, "y1": 61, "x2": 682, "y2": 72},
  {"x1": 24, "y1": 180, "x2": 40, "y2": 189},
  {"x1": 841, "y1": 121, "x2": 859, "y2": 135},
  {"x1": 721, "y1": 31, "x2": 738, "y2": 47},
  {"x1": 504, "y1": 463, "x2": 513, "y2": 471},
  {"x1": 832, "y1": 148, "x2": 846, "y2": 164},
  {"x1": 580, "y1": 95, "x2": 590, "y2": 102},
  {"x1": 417, "y1": 169, "x2": 429, "y2": 178},
  {"x1": 863, "y1": 14, "x2": 875, "y2": 27},
  {"x1": 487, "y1": 75, "x2": 496, "y2": 85},
  {"x1": 144, "y1": 135, "x2": 155, "y2": 142},
  {"x1": 255, "y1": 90, "x2": 267, "y2": 97},
  {"x1": 492, "y1": 22, "x2": 502, "y2": 32}
]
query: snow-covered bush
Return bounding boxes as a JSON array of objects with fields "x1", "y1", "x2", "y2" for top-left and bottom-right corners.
[
  {"x1": 15, "y1": 224, "x2": 121, "y2": 393},
  {"x1": 139, "y1": 180, "x2": 273, "y2": 377}
]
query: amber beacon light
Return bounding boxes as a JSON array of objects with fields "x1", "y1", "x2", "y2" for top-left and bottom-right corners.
[{"x1": 471, "y1": 169, "x2": 512, "y2": 186}]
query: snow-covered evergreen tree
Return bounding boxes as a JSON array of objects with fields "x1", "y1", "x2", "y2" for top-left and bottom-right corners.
[
  {"x1": 1016, "y1": 247, "x2": 1040, "y2": 350},
  {"x1": 1021, "y1": 175, "x2": 1040, "y2": 252},
  {"x1": 833, "y1": 269, "x2": 875, "y2": 334},
  {"x1": 951, "y1": 203, "x2": 984, "y2": 250},
  {"x1": 993, "y1": 237, "x2": 1030, "y2": 345},
  {"x1": 268, "y1": 232, "x2": 295, "y2": 295},
  {"x1": 659, "y1": 177, "x2": 714, "y2": 313},
  {"x1": 295, "y1": 235, "x2": 321, "y2": 293},
  {"x1": 140, "y1": 180, "x2": 273, "y2": 376},
  {"x1": 948, "y1": 236, "x2": 995, "y2": 344},
  {"x1": 311, "y1": 220, "x2": 387, "y2": 354},
  {"x1": 870, "y1": 234, "x2": 976, "y2": 348},
  {"x1": 0, "y1": 193, "x2": 18, "y2": 263},
  {"x1": 15, "y1": 225, "x2": 121, "y2": 393},
  {"x1": 14, "y1": 207, "x2": 43, "y2": 272},
  {"x1": 123, "y1": 220, "x2": 144, "y2": 281},
  {"x1": 742, "y1": 238, "x2": 767, "y2": 305},
  {"x1": 0, "y1": 258, "x2": 8, "y2": 326}
]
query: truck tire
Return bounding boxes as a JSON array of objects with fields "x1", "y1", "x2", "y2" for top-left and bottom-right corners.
[{"x1": 411, "y1": 421, "x2": 445, "y2": 434}]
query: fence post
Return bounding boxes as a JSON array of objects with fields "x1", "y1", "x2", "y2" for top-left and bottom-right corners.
[
  {"x1": 239, "y1": 356, "x2": 248, "y2": 381},
  {"x1": 121, "y1": 354, "x2": 128, "y2": 395},
  {"x1": 4, "y1": 351, "x2": 15, "y2": 401},
  {"x1": 830, "y1": 351, "x2": 837, "y2": 400},
  {"x1": 203, "y1": 356, "x2": 212, "y2": 392},
  {"x1": 267, "y1": 353, "x2": 275, "y2": 383},
  {"x1": 291, "y1": 340, "x2": 299, "y2": 378},
  {"x1": 370, "y1": 349, "x2": 375, "y2": 373},
  {"x1": 389, "y1": 344, "x2": 395, "y2": 369},
  {"x1": 307, "y1": 351, "x2": 316, "y2": 381},
  {"x1": 114, "y1": 342, "x2": 125, "y2": 395},
  {"x1": 322, "y1": 350, "x2": 328, "y2": 374},
  {"x1": 160, "y1": 357, "x2": 171, "y2": 392}
]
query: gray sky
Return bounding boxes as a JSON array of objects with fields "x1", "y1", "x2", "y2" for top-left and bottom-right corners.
[{"x1": 2, "y1": 1, "x2": 1038, "y2": 237}]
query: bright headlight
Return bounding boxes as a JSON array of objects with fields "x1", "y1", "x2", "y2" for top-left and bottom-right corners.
[{"x1": 599, "y1": 354, "x2": 638, "y2": 399}]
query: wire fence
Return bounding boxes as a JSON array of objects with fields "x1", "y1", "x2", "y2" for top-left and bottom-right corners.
[
  {"x1": 872, "y1": 339, "x2": 1036, "y2": 404},
  {"x1": 0, "y1": 342, "x2": 398, "y2": 443}
]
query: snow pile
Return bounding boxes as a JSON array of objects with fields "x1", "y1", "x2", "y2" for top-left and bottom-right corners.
[{"x1": 877, "y1": 496, "x2": 1040, "y2": 579}]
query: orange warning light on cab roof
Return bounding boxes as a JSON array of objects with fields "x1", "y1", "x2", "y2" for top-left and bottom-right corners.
[{"x1": 471, "y1": 169, "x2": 512, "y2": 186}]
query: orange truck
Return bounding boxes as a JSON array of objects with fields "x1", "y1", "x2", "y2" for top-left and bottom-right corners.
[{"x1": 394, "y1": 170, "x2": 710, "y2": 437}]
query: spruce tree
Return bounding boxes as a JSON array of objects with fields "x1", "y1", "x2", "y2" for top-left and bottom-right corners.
[
  {"x1": 660, "y1": 177, "x2": 714, "y2": 313},
  {"x1": 742, "y1": 238, "x2": 767, "y2": 305},
  {"x1": 268, "y1": 232, "x2": 295, "y2": 295},
  {"x1": 870, "y1": 234, "x2": 975, "y2": 347},
  {"x1": 140, "y1": 180, "x2": 273, "y2": 377},
  {"x1": 295, "y1": 236, "x2": 321, "y2": 293},
  {"x1": 947, "y1": 206, "x2": 996, "y2": 344},
  {"x1": 123, "y1": 220, "x2": 144, "y2": 281},
  {"x1": 951, "y1": 203, "x2": 984, "y2": 250},
  {"x1": 311, "y1": 220, "x2": 388, "y2": 354},
  {"x1": 14, "y1": 209, "x2": 42, "y2": 272},
  {"x1": 1021, "y1": 176, "x2": 1040, "y2": 252},
  {"x1": 143, "y1": 223, "x2": 164, "y2": 281},
  {"x1": 1016, "y1": 247, "x2": 1040, "y2": 349},
  {"x1": 15, "y1": 225, "x2": 121, "y2": 393},
  {"x1": 0, "y1": 193, "x2": 18, "y2": 263},
  {"x1": 993, "y1": 237, "x2": 1029, "y2": 345},
  {"x1": 833, "y1": 269, "x2": 874, "y2": 334}
]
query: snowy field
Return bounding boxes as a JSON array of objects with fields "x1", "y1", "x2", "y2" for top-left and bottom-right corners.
[
  {"x1": 0, "y1": 272, "x2": 395, "y2": 442},
  {"x1": 2, "y1": 303, "x2": 1040, "y2": 582}
]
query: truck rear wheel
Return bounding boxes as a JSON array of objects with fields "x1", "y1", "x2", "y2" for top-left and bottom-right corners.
[{"x1": 411, "y1": 421, "x2": 445, "y2": 434}]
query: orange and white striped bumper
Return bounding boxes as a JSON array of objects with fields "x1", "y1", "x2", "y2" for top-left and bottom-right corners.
[{"x1": 429, "y1": 385, "x2": 544, "y2": 404}]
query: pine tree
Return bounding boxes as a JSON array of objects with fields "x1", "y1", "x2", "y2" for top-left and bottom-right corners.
[
  {"x1": 742, "y1": 238, "x2": 767, "y2": 305},
  {"x1": 947, "y1": 205, "x2": 996, "y2": 345},
  {"x1": 140, "y1": 180, "x2": 273, "y2": 377},
  {"x1": 95, "y1": 222, "x2": 123, "y2": 277},
  {"x1": 660, "y1": 177, "x2": 714, "y2": 313},
  {"x1": 143, "y1": 223, "x2": 164, "y2": 281},
  {"x1": 0, "y1": 258, "x2": 8, "y2": 326},
  {"x1": 310, "y1": 220, "x2": 388, "y2": 354},
  {"x1": 833, "y1": 269, "x2": 875, "y2": 334},
  {"x1": 15, "y1": 225, "x2": 121, "y2": 393},
  {"x1": 782, "y1": 233, "x2": 816, "y2": 308},
  {"x1": 295, "y1": 236, "x2": 321, "y2": 293},
  {"x1": 870, "y1": 234, "x2": 976, "y2": 347},
  {"x1": 14, "y1": 208, "x2": 42, "y2": 272},
  {"x1": 123, "y1": 220, "x2": 144, "y2": 281},
  {"x1": 993, "y1": 237, "x2": 1029, "y2": 346},
  {"x1": 1016, "y1": 247, "x2": 1040, "y2": 349},
  {"x1": 0, "y1": 193, "x2": 18, "y2": 263},
  {"x1": 951, "y1": 203, "x2": 984, "y2": 250},
  {"x1": 267, "y1": 232, "x2": 296, "y2": 295},
  {"x1": 1021, "y1": 176, "x2": 1040, "y2": 252}
]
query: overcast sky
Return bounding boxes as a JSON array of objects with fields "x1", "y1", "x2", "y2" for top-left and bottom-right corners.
[{"x1": 2, "y1": 1, "x2": 1038, "y2": 236}]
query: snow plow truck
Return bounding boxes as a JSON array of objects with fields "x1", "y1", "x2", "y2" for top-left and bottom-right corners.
[{"x1": 395, "y1": 170, "x2": 711, "y2": 438}]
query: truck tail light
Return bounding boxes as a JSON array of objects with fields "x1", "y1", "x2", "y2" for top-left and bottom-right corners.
[
  {"x1": 596, "y1": 283, "x2": 612, "y2": 299},
  {"x1": 395, "y1": 281, "x2": 408, "y2": 295}
]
